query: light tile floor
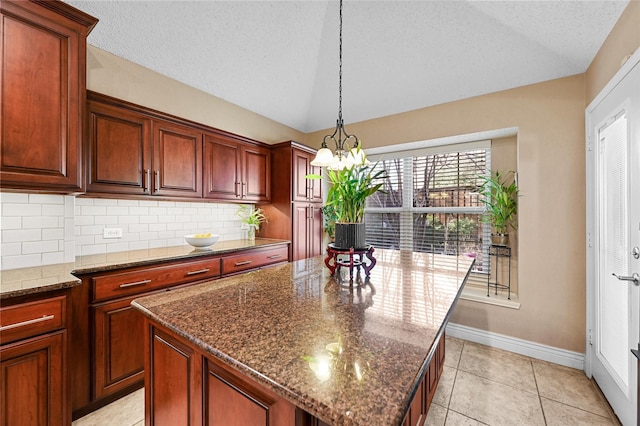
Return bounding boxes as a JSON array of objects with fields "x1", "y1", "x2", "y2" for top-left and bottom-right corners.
[{"x1": 72, "y1": 337, "x2": 620, "y2": 426}]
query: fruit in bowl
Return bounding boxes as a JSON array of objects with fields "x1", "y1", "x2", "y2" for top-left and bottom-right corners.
[{"x1": 184, "y1": 233, "x2": 220, "y2": 249}]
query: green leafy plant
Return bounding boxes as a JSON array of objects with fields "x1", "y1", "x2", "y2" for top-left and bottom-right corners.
[
  {"x1": 308, "y1": 151, "x2": 387, "y2": 224},
  {"x1": 321, "y1": 204, "x2": 339, "y2": 239},
  {"x1": 236, "y1": 205, "x2": 268, "y2": 231},
  {"x1": 480, "y1": 171, "x2": 519, "y2": 235}
]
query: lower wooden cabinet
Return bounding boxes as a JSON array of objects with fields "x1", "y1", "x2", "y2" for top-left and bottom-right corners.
[
  {"x1": 0, "y1": 328, "x2": 67, "y2": 426},
  {"x1": 403, "y1": 332, "x2": 446, "y2": 426},
  {"x1": 221, "y1": 245, "x2": 288, "y2": 275},
  {"x1": 147, "y1": 322, "x2": 296, "y2": 426},
  {"x1": 93, "y1": 297, "x2": 145, "y2": 399},
  {"x1": 146, "y1": 327, "x2": 201, "y2": 426},
  {"x1": 71, "y1": 244, "x2": 289, "y2": 419},
  {"x1": 292, "y1": 203, "x2": 323, "y2": 261},
  {"x1": 0, "y1": 292, "x2": 69, "y2": 426}
]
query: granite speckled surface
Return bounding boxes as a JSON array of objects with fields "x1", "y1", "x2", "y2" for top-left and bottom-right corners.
[
  {"x1": 132, "y1": 249, "x2": 474, "y2": 425},
  {"x1": 0, "y1": 262, "x2": 80, "y2": 300},
  {"x1": 0, "y1": 238, "x2": 288, "y2": 300}
]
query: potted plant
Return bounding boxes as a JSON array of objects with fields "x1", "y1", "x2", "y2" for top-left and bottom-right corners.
[
  {"x1": 480, "y1": 170, "x2": 519, "y2": 246},
  {"x1": 236, "y1": 205, "x2": 267, "y2": 241},
  {"x1": 308, "y1": 148, "x2": 386, "y2": 249}
]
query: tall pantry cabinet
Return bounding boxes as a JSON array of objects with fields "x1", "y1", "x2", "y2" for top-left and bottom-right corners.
[{"x1": 261, "y1": 142, "x2": 324, "y2": 261}]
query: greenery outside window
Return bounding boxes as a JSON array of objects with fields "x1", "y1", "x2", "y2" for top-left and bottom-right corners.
[{"x1": 365, "y1": 142, "x2": 491, "y2": 276}]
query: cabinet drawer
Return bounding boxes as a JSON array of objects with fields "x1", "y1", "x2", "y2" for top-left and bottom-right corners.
[
  {"x1": 0, "y1": 296, "x2": 66, "y2": 345},
  {"x1": 92, "y1": 257, "x2": 221, "y2": 303},
  {"x1": 222, "y1": 246, "x2": 288, "y2": 275}
]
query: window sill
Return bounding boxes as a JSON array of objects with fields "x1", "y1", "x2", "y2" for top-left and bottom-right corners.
[{"x1": 460, "y1": 286, "x2": 521, "y2": 309}]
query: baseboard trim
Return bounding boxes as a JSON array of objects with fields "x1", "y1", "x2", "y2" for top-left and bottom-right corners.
[{"x1": 446, "y1": 322, "x2": 585, "y2": 370}]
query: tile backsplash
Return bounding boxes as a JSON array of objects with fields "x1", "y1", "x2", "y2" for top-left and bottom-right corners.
[{"x1": 1, "y1": 192, "x2": 246, "y2": 270}]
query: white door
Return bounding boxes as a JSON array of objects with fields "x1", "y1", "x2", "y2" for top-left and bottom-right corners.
[{"x1": 586, "y1": 48, "x2": 640, "y2": 426}]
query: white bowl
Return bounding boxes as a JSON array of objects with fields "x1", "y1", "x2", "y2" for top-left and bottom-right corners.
[{"x1": 184, "y1": 233, "x2": 220, "y2": 248}]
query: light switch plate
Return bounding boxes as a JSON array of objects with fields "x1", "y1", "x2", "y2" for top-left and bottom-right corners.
[{"x1": 103, "y1": 227, "x2": 123, "y2": 239}]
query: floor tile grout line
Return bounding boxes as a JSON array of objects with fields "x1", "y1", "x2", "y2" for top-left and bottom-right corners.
[
  {"x1": 440, "y1": 338, "x2": 464, "y2": 425},
  {"x1": 456, "y1": 366, "x2": 540, "y2": 396},
  {"x1": 531, "y1": 358, "x2": 548, "y2": 426},
  {"x1": 446, "y1": 340, "x2": 491, "y2": 426}
]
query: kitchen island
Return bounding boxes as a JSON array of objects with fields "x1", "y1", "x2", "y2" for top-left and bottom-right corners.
[{"x1": 132, "y1": 248, "x2": 474, "y2": 425}]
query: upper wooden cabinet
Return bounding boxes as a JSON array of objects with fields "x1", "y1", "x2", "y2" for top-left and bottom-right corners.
[
  {"x1": 86, "y1": 98, "x2": 202, "y2": 198},
  {"x1": 292, "y1": 149, "x2": 322, "y2": 202},
  {"x1": 86, "y1": 100, "x2": 152, "y2": 195},
  {"x1": 153, "y1": 120, "x2": 202, "y2": 198},
  {"x1": 0, "y1": 0, "x2": 97, "y2": 192},
  {"x1": 204, "y1": 133, "x2": 270, "y2": 202},
  {"x1": 85, "y1": 93, "x2": 270, "y2": 202}
]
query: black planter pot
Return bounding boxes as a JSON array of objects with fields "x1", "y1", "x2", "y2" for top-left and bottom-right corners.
[{"x1": 334, "y1": 222, "x2": 367, "y2": 249}]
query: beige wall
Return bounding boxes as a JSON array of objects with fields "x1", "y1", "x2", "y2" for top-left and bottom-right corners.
[
  {"x1": 585, "y1": 1, "x2": 640, "y2": 105},
  {"x1": 86, "y1": 46, "x2": 305, "y2": 144},
  {"x1": 307, "y1": 76, "x2": 587, "y2": 353}
]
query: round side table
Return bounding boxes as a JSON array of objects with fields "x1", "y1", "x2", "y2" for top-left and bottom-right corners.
[{"x1": 324, "y1": 243, "x2": 377, "y2": 280}]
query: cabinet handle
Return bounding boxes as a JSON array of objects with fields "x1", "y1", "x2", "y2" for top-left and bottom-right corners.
[
  {"x1": 235, "y1": 182, "x2": 241, "y2": 198},
  {"x1": 415, "y1": 414, "x2": 423, "y2": 426},
  {"x1": 119, "y1": 279, "x2": 152, "y2": 288},
  {"x1": 154, "y1": 170, "x2": 160, "y2": 194},
  {"x1": 0, "y1": 314, "x2": 55, "y2": 332},
  {"x1": 186, "y1": 268, "x2": 210, "y2": 276},
  {"x1": 267, "y1": 254, "x2": 282, "y2": 259},
  {"x1": 242, "y1": 182, "x2": 246, "y2": 198},
  {"x1": 143, "y1": 169, "x2": 151, "y2": 192},
  {"x1": 234, "y1": 260, "x2": 253, "y2": 266}
]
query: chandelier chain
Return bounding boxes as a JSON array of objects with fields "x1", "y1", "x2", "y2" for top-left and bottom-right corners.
[{"x1": 338, "y1": 0, "x2": 343, "y2": 121}]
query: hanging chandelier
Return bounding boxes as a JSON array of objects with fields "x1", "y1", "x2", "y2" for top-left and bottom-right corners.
[{"x1": 311, "y1": 0, "x2": 366, "y2": 170}]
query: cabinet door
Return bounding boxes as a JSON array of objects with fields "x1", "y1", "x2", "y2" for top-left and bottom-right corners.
[
  {"x1": 0, "y1": 1, "x2": 94, "y2": 192},
  {"x1": 205, "y1": 358, "x2": 295, "y2": 426},
  {"x1": 242, "y1": 144, "x2": 271, "y2": 202},
  {"x1": 86, "y1": 100, "x2": 152, "y2": 195},
  {"x1": 0, "y1": 330, "x2": 66, "y2": 426},
  {"x1": 309, "y1": 164, "x2": 323, "y2": 202},
  {"x1": 153, "y1": 120, "x2": 202, "y2": 198},
  {"x1": 203, "y1": 134, "x2": 242, "y2": 200},
  {"x1": 309, "y1": 204, "x2": 324, "y2": 258},
  {"x1": 292, "y1": 150, "x2": 311, "y2": 202},
  {"x1": 93, "y1": 297, "x2": 145, "y2": 399},
  {"x1": 292, "y1": 204, "x2": 310, "y2": 261},
  {"x1": 147, "y1": 326, "x2": 202, "y2": 426},
  {"x1": 292, "y1": 203, "x2": 323, "y2": 261}
]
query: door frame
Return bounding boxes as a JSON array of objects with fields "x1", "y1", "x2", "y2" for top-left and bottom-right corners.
[{"x1": 585, "y1": 46, "x2": 640, "y2": 380}]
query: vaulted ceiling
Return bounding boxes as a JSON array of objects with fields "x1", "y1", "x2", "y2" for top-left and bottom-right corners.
[{"x1": 65, "y1": 1, "x2": 630, "y2": 133}]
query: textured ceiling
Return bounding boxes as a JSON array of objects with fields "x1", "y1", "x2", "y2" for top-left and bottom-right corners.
[{"x1": 64, "y1": 0, "x2": 630, "y2": 133}]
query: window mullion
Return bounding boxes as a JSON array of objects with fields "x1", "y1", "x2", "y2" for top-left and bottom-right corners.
[{"x1": 400, "y1": 157, "x2": 414, "y2": 250}]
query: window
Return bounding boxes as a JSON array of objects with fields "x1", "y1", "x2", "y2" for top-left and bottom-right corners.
[{"x1": 365, "y1": 141, "x2": 491, "y2": 275}]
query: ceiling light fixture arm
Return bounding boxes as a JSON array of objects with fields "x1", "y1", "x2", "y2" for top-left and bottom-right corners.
[{"x1": 312, "y1": 0, "x2": 360, "y2": 168}]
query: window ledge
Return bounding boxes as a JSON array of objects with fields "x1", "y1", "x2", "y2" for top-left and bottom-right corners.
[{"x1": 460, "y1": 286, "x2": 521, "y2": 309}]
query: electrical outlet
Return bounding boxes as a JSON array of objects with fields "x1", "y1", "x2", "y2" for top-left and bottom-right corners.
[{"x1": 103, "y1": 227, "x2": 123, "y2": 239}]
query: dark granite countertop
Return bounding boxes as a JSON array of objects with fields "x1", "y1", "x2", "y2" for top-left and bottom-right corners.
[
  {"x1": 132, "y1": 249, "x2": 474, "y2": 425},
  {"x1": 0, "y1": 238, "x2": 289, "y2": 300}
]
